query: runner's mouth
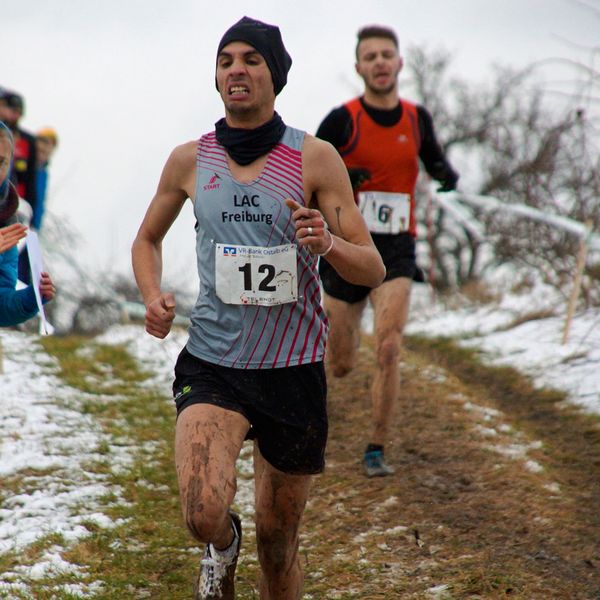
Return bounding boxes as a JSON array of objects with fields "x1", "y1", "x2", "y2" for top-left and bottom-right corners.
[{"x1": 229, "y1": 85, "x2": 250, "y2": 96}]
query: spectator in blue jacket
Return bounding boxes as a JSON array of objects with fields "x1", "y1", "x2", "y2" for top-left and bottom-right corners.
[
  {"x1": 0, "y1": 120, "x2": 55, "y2": 327},
  {"x1": 0, "y1": 88, "x2": 37, "y2": 284},
  {"x1": 34, "y1": 127, "x2": 59, "y2": 231}
]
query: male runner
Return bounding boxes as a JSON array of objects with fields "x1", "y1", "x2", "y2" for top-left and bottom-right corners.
[
  {"x1": 316, "y1": 25, "x2": 459, "y2": 477},
  {"x1": 132, "y1": 16, "x2": 385, "y2": 599}
]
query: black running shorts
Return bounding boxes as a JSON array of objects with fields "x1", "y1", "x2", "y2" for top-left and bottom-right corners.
[
  {"x1": 173, "y1": 347, "x2": 328, "y2": 475},
  {"x1": 319, "y1": 232, "x2": 419, "y2": 303}
]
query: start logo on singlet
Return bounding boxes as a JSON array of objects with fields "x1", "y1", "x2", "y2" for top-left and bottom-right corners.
[
  {"x1": 358, "y1": 191, "x2": 411, "y2": 234},
  {"x1": 215, "y1": 243, "x2": 298, "y2": 306},
  {"x1": 203, "y1": 173, "x2": 222, "y2": 191}
]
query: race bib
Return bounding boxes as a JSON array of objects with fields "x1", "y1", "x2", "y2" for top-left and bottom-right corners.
[
  {"x1": 358, "y1": 191, "x2": 411, "y2": 234},
  {"x1": 215, "y1": 243, "x2": 298, "y2": 306}
]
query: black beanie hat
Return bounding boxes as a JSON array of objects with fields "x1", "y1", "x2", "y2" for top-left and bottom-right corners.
[
  {"x1": 216, "y1": 16, "x2": 292, "y2": 96},
  {"x1": 0, "y1": 87, "x2": 24, "y2": 113}
]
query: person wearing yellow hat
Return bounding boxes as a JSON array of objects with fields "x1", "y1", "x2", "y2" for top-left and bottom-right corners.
[
  {"x1": 34, "y1": 127, "x2": 59, "y2": 231},
  {"x1": 37, "y1": 127, "x2": 58, "y2": 146}
]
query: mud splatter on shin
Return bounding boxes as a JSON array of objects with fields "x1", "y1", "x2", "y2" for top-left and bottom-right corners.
[
  {"x1": 183, "y1": 440, "x2": 211, "y2": 541},
  {"x1": 258, "y1": 524, "x2": 300, "y2": 577},
  {"x1": 182, "y1": 431, "x2": 238, "y2": 543}
]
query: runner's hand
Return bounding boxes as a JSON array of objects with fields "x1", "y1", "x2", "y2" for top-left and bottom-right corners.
[
  {"x1": 347, "y1": 167, "x2": 371, "y2": 191},
  {"x1": 145, "y1": 292, "x2": 176, "y2": 339},
  {"x1": 436, "y1": 170, "x2": 459, "y2": 192},
  {"x1": 285, "y1": 198, "x2": 333, "y2": 256}
]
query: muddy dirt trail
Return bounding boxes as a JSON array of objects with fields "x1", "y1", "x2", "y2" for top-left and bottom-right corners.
[{"x1": 299, "y1": 335, "x2": 600, "y2": 599}]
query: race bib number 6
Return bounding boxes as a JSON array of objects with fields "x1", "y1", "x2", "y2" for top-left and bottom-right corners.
[
  {"x1": 215, "y1": 243, "x2": 298, "y2": 306},
  {"x1": 358, "y1": 191, "x2": 411, "y2": 234}
]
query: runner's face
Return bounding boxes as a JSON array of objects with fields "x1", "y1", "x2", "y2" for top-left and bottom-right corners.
[
  {"x1": 355, "y1": 37, "x2": 402, "y2": 96},
  {"x1": 216, "y1": 41, "x2": 275, "y2": 121}
]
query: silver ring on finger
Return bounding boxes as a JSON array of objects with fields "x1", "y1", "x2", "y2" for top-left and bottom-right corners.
[{"x1": 308, "y1": 226, "x2": 313, "y2": 236}]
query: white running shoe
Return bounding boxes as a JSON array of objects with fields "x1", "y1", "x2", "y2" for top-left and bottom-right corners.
[{"x1": 194, "y1": 511, "x2": 242, "y2": 600}]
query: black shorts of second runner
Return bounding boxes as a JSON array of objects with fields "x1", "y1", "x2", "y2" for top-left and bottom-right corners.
[
  {"x1": 319, "y1": 232, "x2": 418, "y2": 303},
  {"x1": 172, "y1": 347, "x2": 328, "y2": 475}
]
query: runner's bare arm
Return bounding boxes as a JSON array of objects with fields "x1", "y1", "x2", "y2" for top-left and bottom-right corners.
[
  {"x1": 300, "y1": 135, "x2": 385, "y2": 288},
  {"x1": 131, "y1": 142, "x2": 195, "y2": 337}
]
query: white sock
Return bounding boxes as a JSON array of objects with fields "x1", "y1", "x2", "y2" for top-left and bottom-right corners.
[{"x1": 211, "y1": 518, "x2": 239, "y2": 562}]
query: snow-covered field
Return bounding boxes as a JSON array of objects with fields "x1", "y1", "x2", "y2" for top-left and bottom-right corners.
[
  {"x1": 0, "y1": 330, "x2": 136, "y2": 597},
  {"x1": 405, "y1": 272, "x2": 600, "y2": 416},
  {"x1": 1, "y1": 276, "x2": 598, "y2": 596},
  {"x1": 0, "y1": 325, "x2": 257, "y2": 598}
]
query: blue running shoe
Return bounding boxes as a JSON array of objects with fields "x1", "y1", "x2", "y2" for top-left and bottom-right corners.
[{"x1": 363, "y1": 450, "x2": 395, "y2": 477}]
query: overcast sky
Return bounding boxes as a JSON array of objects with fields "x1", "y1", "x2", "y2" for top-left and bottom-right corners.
[{"x1": 2, "y1": 0, "x2": 598, "y2": 283}]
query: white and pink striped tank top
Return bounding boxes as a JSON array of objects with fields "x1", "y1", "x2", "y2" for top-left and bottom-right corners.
[{"x1": 186, "y1": 126, "x2": 328, "y2": 369}]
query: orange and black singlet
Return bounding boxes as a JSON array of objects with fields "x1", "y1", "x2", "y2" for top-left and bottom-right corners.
[
  {"x1": 339, "y1": 97, "x2": 421, "y2": 236},
  {"x1": 316, "y1": 97, "x2": 458, "y2": 237},
  {"x1": 315, "y1": 96, "x2": 458, "y2": 301}
]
